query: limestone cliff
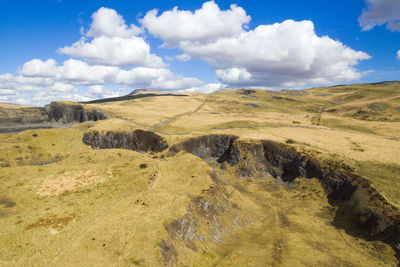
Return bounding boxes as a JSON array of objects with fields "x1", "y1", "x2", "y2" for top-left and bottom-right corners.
[
  {"x1": 0, "y1": 101, "x2": 109, "y2": 133},
  {"x1": 82, "y1": 130, "x2": 168, "y2": 152},
  {"x1": 44, "y1": 102, "x2": 109, "y2": 123}
]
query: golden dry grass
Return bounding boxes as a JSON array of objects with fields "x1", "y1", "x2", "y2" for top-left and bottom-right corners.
[{"x1": 1, "y1": 83, "x2": 399, "y2": 266}]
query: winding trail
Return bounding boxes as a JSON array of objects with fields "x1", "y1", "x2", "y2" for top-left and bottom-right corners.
[{"x1": 112, "y1": 94, "x2": 379, "y2": 138}]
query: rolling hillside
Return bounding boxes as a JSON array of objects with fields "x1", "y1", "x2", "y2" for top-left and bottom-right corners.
[{"x1": 1, "y1": 82, "x2": 400, "y2": 266}]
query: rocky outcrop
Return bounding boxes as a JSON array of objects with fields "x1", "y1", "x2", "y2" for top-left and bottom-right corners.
[
  {"x1": 0, "y1": 101, "x2": 109, "y2": 133},
  {"x1": 81, "y1": 131, "x2": 400, "y2": 253},
  {"x1": 257, "y1": 141, "x2": 400, "y2": 247},
  {"x1": 169, "y1": 135, "x2": 240, "y2": 166},
  {"x1": 0, "y1": 106, "x2": 48, "y2": 125},
  {"x1": 44, "y1": 102, "x2": 109, "y2": 123},
  {"x1": 169, "y1": 135, "x2": 400, "y2": 254},
  {"x1": 82, "y1": 130, "x2": 168, "y2": 152}
]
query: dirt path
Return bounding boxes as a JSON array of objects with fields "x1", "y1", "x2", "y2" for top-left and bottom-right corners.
[{"x1": 149, "y1": 96, "x2": 209, "y2": 132}]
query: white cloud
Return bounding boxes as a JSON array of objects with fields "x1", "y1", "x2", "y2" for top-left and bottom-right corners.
[
  {"x1": 142, "y1": 3, "x2": 370, "y2": 88},
  {"x1": 21, "y1": 59, "x2": 57, "y2": 77},
  {"x1": 0, "y1": 73, "x2": 54, "y2": 91},
  {"x1": 87, "y1": 85, "x2": 124, "y2": 99},
  {"x1": 115, "y1": 67, "x2": 201, "y2": 89},
  {"x1": 58, "y1": 36, "x2": 165, "y2": 67},
  {"x1": 0, "y1": 7, "x2": 205, "y2": 105},
  {"x1": 59, "y1": 59, "x2": 119, "y2": 84},
  {"x1": 397, "y1": 50, "x2": 400, "y2": 61},
  {"x1": 19, "y1": 58, "x2": 201, "y2": 90},
  {"x1": 359, "y1": 0, "x2": 400, "y2": 31},
  {"x1": 0, "y1": 89, "x2": 16, "y2": 95},
  {"x1": 1, "y1": 2, "x2": 375, "y2": 104},
  {"x1": 0, "y1": 58, "x2": 202, "y2": 105},
  {"x1": 58, "y1": 7, "x2": 164, "y2": 67},
  {"x1": 31, "y1": 91, "x2": 92, "y2": 105},
  {"x1": 50, "y1": 82, "x2": 78, "y2": 93},
  {"x1": 176, "y1": 54, "x2": 191, "y2": 62},
  {"x1": 175, "y1": 19, "x2": 370, "y2": 87},
  {"x1": 215, "y1": 68, "x2": 252, "y2": 85},
  {"x1": 141, "y1": 1, "x2": 250, "y2": 46},
  {"x1": 87, "y1": 7, "x2": 142, "y2": 38},
  {"x1": 181, "y1": 83, "x2": 227, "y2": 93}
]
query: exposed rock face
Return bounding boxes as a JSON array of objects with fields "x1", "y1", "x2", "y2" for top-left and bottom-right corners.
[
  {"x1": 169, "y1": 135, "x2": 400, "y2": 253},
  {"x1": 0, "y1": 106, "x2": 48, "y2": 125},
  {"x1": 170, "y1": 134, "x2": 240, "y2": 166},
  {"x1": 0, "y1": 101, "x2": 109, "y2": 133},
  {"x1": 240, "y1": 89, "x2": 256, "y2": 95},
  {"x1": 260, "y1": 140, "x2": 357, "y2": 200},
  {"x1": 81, "y1": 131, "x2": 400, "y2": 253},
  {"x1": 82, "y1": 130, "x2": 168, "y2": 152},
  {"x1": 44, "y1": 102, "x2": 109, "y2": 123}
]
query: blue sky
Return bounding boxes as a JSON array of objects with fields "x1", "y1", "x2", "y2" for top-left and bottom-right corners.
[{"x1": 0, "y1": 0, "x2": 399, "y2": 105}]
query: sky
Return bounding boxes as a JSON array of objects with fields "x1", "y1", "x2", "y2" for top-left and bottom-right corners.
[{"x1": 0, "y1": 0, "x2": 399, "y2": 106}]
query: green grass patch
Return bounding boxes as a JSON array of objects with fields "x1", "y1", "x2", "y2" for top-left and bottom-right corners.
[
  {"x1": 210, "y1": 120, "x2": 264, "y2": 129},
  {"x1": 319, "y1": 117, "x2": 375, "y2": 134},
  {"x1": 356, "y1": 161, "x2": 400, "y2": 206}
]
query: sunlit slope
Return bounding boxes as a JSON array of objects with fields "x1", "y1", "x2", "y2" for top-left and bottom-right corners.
[
  {"x1": 89, "y1": 83, "x2": 400, "y2": 205},
  {"x1": 0, "y1": 128, "x2": 397, "y2": 266},
  {"x1": 1, "y1": 82, "x2": 400, "y2": 266}
]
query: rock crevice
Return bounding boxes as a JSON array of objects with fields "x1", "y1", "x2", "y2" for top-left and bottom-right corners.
[
  {"x1": 170, "y1": 134, "x2": 400, "y2": 254},
  {"x1": 171, "y1": 134, "x2": 240, "y2": 166}
]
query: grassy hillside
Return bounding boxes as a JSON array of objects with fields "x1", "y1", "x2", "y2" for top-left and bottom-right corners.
[{"x1": 1, "y1": 82, "x2": 400, "y2": 266}]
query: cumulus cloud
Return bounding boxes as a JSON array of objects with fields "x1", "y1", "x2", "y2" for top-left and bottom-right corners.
[
  {"x1": 31, "y1": 91, "x2": 92, "y2": 105},
  {"x1": 189, "y1": 20, "x2": 370, "y2": 87},
  {"x1": 2, "y1": 58, "x2": 202, "y2": 103},
  {"x1": 1, "y1": 57, "x2": 202, "y2": 105},
  {"x1": 176, "y1": 54, "x2": 191, "y2": 62},
  {"x1": 1, "y1": 2, "x2": 375, "y2": 104},
  {"x1": 359, "y1": 0, "x2": 400, "y2": 31},
  {"x1": 0, "y1": 73, "x2": 54, "y2": 91},
  {"x1": 141, "y1": 1, "x2": 250, "y2": 46},
  {"x1": 58, "y1": 7, "x2": 164, "y2": 67},
  {"x1": 21, "y1": 59, "x2": 58, "y2": 77},
  {"x1": 86, "y1": 85, "x2": 125, "y2": 99},
  {"x1": 180, "y1": 83, "x2": 227, "y2": 93},
  {"x1": 29, "y1": 58, "x2": 201, "y2": 89},
  {"x1": 58, "y1": 36, "x2": 165, "y2": 67},
  {"x1": 144, "y1": 2, "x2": 370, "y2": 88},
  {"x1": 87, "y1": 7, "x2": 142, "y2": 38},
  {"x1": 0, "y1": 7, "x2": 204, "y2": 105}
]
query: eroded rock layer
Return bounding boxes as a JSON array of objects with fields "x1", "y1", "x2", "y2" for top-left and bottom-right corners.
[
  {"x1": 170, "y1": 134, "x2": 400, "y2": 254},
  {"x1": 81, "y1": 131, "x2": 400, "y2": 258},
  {"x1": 44, "y1": 102, "x2": 108, "y2": 123},
  {"x1": 169, "y1": 134, "x2": 240, "y2": 166},
  {"x1": 0, "y1": 101, "x2": 109, "y2": 133},
  {"x1": 82, "y1": 130, "x2": 168, "y2": 152}
]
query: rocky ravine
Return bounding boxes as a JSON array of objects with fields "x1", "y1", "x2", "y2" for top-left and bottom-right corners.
[
  {"x1": 82, "y1": 131, "x2": 400, "y2": 259},
  {"x1": 0, "y1": 101, "x2": 109, "y2": 133}
]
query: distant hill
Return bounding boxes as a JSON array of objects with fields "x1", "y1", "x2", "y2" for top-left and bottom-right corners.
[
  {"x1": 81, "y1": 90, "x2": 188, "y2": 104},
  {"x1": 127, "y1": 89, "x2": 171, "y2": 95}
]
